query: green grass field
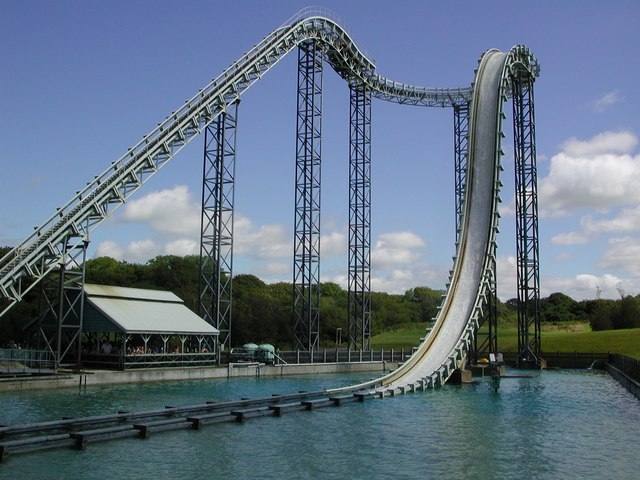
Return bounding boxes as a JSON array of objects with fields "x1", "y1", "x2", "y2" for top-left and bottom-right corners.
[{"x1": 371, "y1": 323, "x2": 640, "y2": 359}]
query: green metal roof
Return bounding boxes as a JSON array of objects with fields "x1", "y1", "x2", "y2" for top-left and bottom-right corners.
[{"x1": 83, "y1": 284, "x2": 219, "y2": 336}]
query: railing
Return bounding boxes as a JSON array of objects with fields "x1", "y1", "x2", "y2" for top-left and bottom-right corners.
[
  {"x1": 276, "y1": 349, "x2": 415, "y2": 365},
  {"x1": 498, "y1": 351, "x2": 609, "y2": 369},
  {"x1": 81, "y1": 352, "x2": 217, "y2": 370},
  {"x1": 0, "y1": 348, "x2": 54, "y2": 372},
  {"x1": 609, "y1": 353, "x2": 640, "y2": 383}
]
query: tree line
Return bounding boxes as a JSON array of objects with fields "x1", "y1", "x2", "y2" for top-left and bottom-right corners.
[
  {"x1": 1, "y1": 249, "x2": 638, "y2": 348},
  {"x1": 0, "y1": 252, "x2": 443, "y2": 349}
]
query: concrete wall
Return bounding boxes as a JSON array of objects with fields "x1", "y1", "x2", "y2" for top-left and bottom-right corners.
[
  {"x1": 0, "y1": 361, "x2": 398, "y2": 392},
  {"x1": 603, "y1": 362, "x2": 640, "y2": 400}
]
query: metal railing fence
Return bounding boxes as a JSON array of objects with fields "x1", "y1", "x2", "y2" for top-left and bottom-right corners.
[
  {"x1": 0, "y1": 348, "x2": 54, "y2": 371},
  {"x1": 276, "y1": 348, "x2": 415, "y2": 365}
]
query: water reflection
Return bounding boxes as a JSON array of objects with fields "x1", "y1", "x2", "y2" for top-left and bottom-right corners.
[{"x1": 0, "y1": 370, "x2": 638, "y2": 479}]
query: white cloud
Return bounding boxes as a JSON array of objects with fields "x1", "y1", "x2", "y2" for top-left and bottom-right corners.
[
  {"x1": 372, "y1": 269, "x2": 414, "y2": 293},
  {"x1": 593, "y1": 90, "x2": 623, "y2": 112},
  {"x1": 372, "y1": 231, "x2": 427, "y2": 269},
  {"x1": 562, "y1": 131, "x2": 636, "y2": 157},
  {"x1": 234, "y1": 216, "x2": 290, "y2": 259},
  {"x1": 496, "y1": 253, "x2": 640, "y2": 300},
  {"x1": 164, "y1": 239, "x2": 199, "y2": 256},
  {"x1": 498, "y1": 199, "x2": 516, "y2": 218},
  {"x1": 370, "y1": 263, "x2": 443, "y2": 295},
  {"x1": 95, "y1": 238, "x2": 161, "y2": 263},
  {"x1": 122, "y1": 185, "x2": 200, "y2": 235},
  {"x1": 377, "y1": 231, "x2": 426, "y2": 249},
  {"x1": 539, "y1": 131, "x2": 640, "y2": 215},
  {"x1": 598, "y1": 236, "x2": 640, "y2": 276},
  {"x1": 94, "y1": 240, "x2": 124, "y2": 259},
  {"x1": 542, "y1": 273, "x2": 640, "y2": 300},
  {"x1": 496, "y1": 255, "x2": 517, "y2": 300},
  {"x1": 582, "y1": 205, "x2": 640, "y2": 235},
  {"x1": 551, "y1": 231, "x2": 588, "y2": 245},
  {"x1": 322, "y1": 231, "x2": 347, "y2": 255}
]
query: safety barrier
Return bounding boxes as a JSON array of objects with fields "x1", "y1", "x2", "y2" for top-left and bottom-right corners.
[
  {"x1": 276, "y1": 349, "x2": 415, "y2": 365},
  {"x1": 608, "y1": 354, "x2": 640, "y2": 383},
  {"x1": 0, "y1": 348, "x2": 53, "y2": 371}
]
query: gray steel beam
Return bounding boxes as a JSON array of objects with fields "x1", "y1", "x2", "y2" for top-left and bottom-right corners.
[
  {"x1": 199, "y1": 102, "x2": 238, "y2": 356},
  {"x1": 513, "y1": 72, "x2": 541, "y2": 368},
  {"x1": 455, "y1": 101, "x2": 498, "y2": 362},
  {"x1": 348, "y1": 84, "x2": 372, "y2": 351},
  {"x1": 293, "y1": 40, "x2": 322, "y2": 352},
  {"x1": 453, "y1": 102, "x2": 470, "y2": 244},
  {"x1": 37, "y1": 234, "x2": 88, "y2": 370}
]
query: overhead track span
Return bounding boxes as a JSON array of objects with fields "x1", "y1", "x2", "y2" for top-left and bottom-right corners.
[{"x1": 0, "y1": 11, "x2": 471, "y2": 316}]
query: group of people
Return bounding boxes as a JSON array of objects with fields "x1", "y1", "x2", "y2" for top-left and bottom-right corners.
[
  {"x1": 125, "y1": 345, "x2": 185, "y2": 355},
  {"x1": 3, "y1": 340, "x2": 23, "y2": 350},
  {"x1": 82, "y1": 341, "x2": 212, "y2": 356}
]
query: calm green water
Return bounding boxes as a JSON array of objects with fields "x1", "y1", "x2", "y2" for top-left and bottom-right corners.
[{"x1": 0, "y1": 369, "x2": 638, "y2": 479}]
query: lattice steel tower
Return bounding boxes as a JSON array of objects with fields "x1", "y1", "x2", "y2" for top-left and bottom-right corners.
[
  {"x1": 512, "y1": 70, "x2": 541, "y2": 368},
  {"x1": 348, "y1": 83, "x2": 372, "y2": 351},
  {"x1": 199, "y1": 102, "x2": 238, "y2": 355},
  {"x1": 293, "y1": 40, "x2": 323, "y2": 352}
]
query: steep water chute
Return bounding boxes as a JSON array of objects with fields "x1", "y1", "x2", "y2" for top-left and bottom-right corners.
[{"x1": 330, "y1": 46, "x2": 539, "y2": 393}]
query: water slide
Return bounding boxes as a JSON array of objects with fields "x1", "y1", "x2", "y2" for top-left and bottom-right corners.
[
  {"x1": 334, "y1": 50, "x2": 512, "y2": 393},
  {"x1": 0, "y1": 10, "x2": 538, "y2": 388}
]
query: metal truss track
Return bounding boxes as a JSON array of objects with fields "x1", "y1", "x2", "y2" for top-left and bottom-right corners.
[{"x1": 0, "y1": 11, "x2": 485, "y2": 318}]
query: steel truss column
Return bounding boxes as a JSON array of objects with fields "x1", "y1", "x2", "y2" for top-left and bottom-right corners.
[
  {"x1": 348, "y1": 84, "x2": 372, "y2": 351},
  {"x1": 293, "y1": 40, "x2": 322, "y2": 352},
  {"x1": 38, "y1": 234, "x2": 88, "y2": 370},
  {"x1": 199, "y1": 102, "x2": 238, "y2": 357},
  {"x1": 474, "y1": 253, "x2": 498, "y2": 362},
  {"x1": 455, "y1": 102, "x2": 498, "y2": 362},
  {"x1": 453, "y1": 102, "x2": 470, "y2": 244},
  {"x1": 512, "y1": 72, "x2": 541, "y2": 368}
]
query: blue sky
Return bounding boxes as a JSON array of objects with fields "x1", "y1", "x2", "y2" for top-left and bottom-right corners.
[{"x1": 2, "y1": 0, "x2": 639, "y2": 301}]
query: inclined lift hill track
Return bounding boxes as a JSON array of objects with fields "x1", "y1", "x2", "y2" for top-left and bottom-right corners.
[{"x1": 0, "y1": 9, "x2": 541, "y2": 459}]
